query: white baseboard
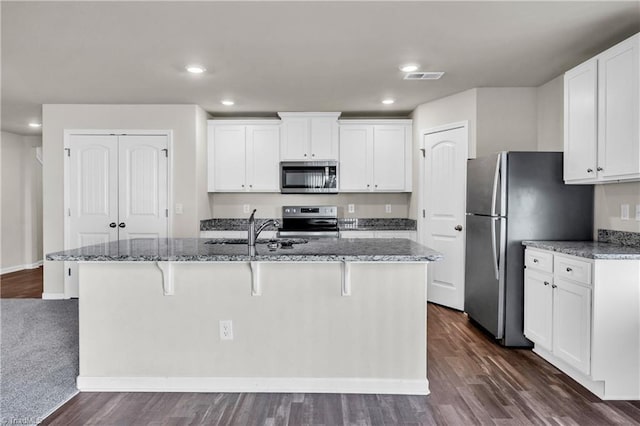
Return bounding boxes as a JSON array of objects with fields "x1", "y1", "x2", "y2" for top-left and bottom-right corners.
[
  {"x1": 42, "y1": 292, "x2": 66, "y2": 300},
  {"x1": 1, "y1": 260, "x2": 43, "y2": 275},
  {"x1": 77, "y1": 376, "x2": 430, "y2": 395}
]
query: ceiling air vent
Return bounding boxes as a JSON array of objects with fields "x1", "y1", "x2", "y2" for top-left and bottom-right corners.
[{"x1": 404, "y1": 72, "x2": 445, "y2": 80}]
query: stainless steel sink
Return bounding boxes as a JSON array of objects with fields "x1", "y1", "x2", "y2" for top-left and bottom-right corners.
[{"x1": 205, "y1": 238, "x2": 308, "y2": 245}]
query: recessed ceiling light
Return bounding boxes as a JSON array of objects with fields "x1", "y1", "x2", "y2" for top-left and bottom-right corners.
[
  {"x1": 382, "y1": 99, "x2": 395, "y2": 105},
  {"x1": 221, "y1": 100, "x2": 235, "y2": 106},
  {"x1": 400, "y1": 64, "x2": 419, "y2": 73},
  {"x1": 186, "y1": 65, "x2": 206, "y2": 74},
  {"x1": 28, "y1": 122, "x2": 42, "y2": 128}
]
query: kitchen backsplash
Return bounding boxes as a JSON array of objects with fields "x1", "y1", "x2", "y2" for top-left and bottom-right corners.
[
  {"x1": 598, "y1": 229, "x2": 640, "y2": 247},
  {"x1": 208, "y1": 193, "x2": 411, "y2": 218},
  {"x1": 201, "y1": 218, "x2": 417, "y2": 232}
]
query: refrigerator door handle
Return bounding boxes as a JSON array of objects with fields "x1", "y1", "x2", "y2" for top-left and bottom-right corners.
[
  {"x1": 491, "y1": 154, "x2": 501, "y2": 217},
  {"x1": 491, "y1": 217, "x2": 500, "y2": 280}
]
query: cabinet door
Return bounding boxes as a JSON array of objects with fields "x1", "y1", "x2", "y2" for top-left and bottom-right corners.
[
  {"x1": 373, "y1": 125, "x2": 406, "y2": 191},
  {"x1": 247, "y1": 125, "x2": 280, "y2": 192},
  {"x1": 564, "y1": 58, "x2": 598, "y2": 182},
  {"x1": 524, "y1": 270, "x2": 553, "y2": 351},
  {"x1": 281, "y1": 118, "x2": 309, "y2": 160},
  {"x1": 598, "y1": 35, "x2": 640, "y2": 180},
  {"x1": 213, "y1": 126, "x2": 247, "y2": 191},
  {"x1": 553, "y1": 278, "x2": 592, "y2": 375},
  {"x1": 310, "y1": 116, "x2": 338, "y2": 160},
  {"x1": 339, "y1": 125, "x2": 372, "y2": 191}
]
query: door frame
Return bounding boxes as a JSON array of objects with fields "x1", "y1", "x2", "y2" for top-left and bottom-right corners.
[{"x1": 63, "y1": 129, "x2": 173, "y2": 298}]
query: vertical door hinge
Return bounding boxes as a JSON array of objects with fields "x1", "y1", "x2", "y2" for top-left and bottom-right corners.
[
  {"x1": 420, "y1": 148, "x2": 425, "y2": 158},
  {"x1": 161, "y1": 148, "x2": 168, "y2": 157},
  {"x1": 65, "y1": 148, "x2": 71, "y2": 157},
  {"x1": 165, "y1": 209, "x2": 169, "y2": 217},
  {"x1": 422, "y1": 209, "x2": 426, "y2": 218},
  {"x1": 68, "y1": 208, "x2": 71, "y2": 217}
]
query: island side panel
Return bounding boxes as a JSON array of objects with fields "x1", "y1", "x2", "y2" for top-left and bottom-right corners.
[{"x1": 78, "y1": 261, "x2": 427, "y2": 394}]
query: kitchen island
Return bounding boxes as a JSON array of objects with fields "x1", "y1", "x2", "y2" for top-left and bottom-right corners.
[{"x1": 47, "y1": 238, "x2": 442, "y2": 395}]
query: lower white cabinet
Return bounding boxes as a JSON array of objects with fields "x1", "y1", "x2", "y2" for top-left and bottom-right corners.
[{"x1": 524, "y1": 247, "x2": 640, "y2": 400}]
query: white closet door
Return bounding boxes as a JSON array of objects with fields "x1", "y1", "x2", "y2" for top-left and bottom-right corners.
[
  {"x1": 68, "y1": 134, "x2": 119, "y2": 248},
  {"x1": 118, "y1": 135, "x2": 168, "y2": 240}
]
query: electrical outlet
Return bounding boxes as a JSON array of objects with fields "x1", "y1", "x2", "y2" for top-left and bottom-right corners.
[
  {"x1": 243, "y1": 204, "x2": 250, "y2": 214},
  {"x1": 219, "y1": 320, "x2": 233, "y2": 340},
  {"x1": 385, "y1": 204, "x2": 392, "y2": 213},
  {"x1": 348, "y1": 204, "x2": 355, "y2": 214},
  {"x1": 175, "y1": 203, "x2": 183, "y2": 215},
  {"x1": 636, "y1": 204, "x2": 640, "y2": 221},
  {"x1": 621, "y1": 204, "x2": 630, "y2": 220}
]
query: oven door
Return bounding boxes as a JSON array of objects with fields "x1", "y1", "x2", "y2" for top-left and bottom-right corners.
[{"x1": 280, "y1": 161, "x2": 338, "y2": 193}]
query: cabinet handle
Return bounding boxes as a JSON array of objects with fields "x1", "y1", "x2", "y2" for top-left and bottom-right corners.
[
  {"x1": 304, "y1": 153, "x2": 308, "y2": 157},
  {"x1": 533, "y1": 259, "x2": 539, "y2": 263},
  {"x1": 587, "y1": 168, "x2": 593, "y2": 173},
  {"x1": 551, "y1": 284, "x2": 557, "y2": 289},
  {"x1": 566, "y1": 267, "x2": 572, "y2": 272},
  {"x1": 311, "y1": 153, "x2": 315, "y2": 157},
  {"x1": 118, "y1": 222, "x2": 126, "y2": 228},
  {"x1": 241, "y1": 184, "x2": 245, "y2": 188},
  {"x1": 109, "y1": 222, "x2": 117, "y2": 228},
  {"x1": 366, "y1": 184, "x2": 370, "y2": 188},
  {"x1": 375, "y1": 184, "x2": 378, "y2": 188},
  {"x1": 454, "y1": 225, "x2": 463, "y2": 231},
  {"x1": 597, "y1": 167, "x2": 603, "y2": 171},
  {"x1": 543, "y1": 281, "x2": 549, "y2": 286},
  {"x1": 249, "y1": 184, "x2": 253, "y2": 188}
]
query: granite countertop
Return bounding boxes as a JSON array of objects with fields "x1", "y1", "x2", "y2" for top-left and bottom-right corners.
[
  {"x1": 200, "y1": 218, "x2": 417, "y2": 232},
  {"x1": 47, "y1": 238, "x2": 442, "y2": 263},
  {"x1": 522, "y1": 240, "x2": 640, "y2": 260}
]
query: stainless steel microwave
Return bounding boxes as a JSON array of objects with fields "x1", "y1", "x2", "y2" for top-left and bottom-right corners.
[{"x1": 280, "y1": 161, "x2": 338, "y2": 194}]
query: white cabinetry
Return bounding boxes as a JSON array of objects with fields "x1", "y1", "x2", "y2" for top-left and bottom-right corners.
[
  {"x1": 338, "y1": 120, "x2": 412, "y2": 192},
  {"x1": 279, "y1": 113, "x2": 340, "y2": 160},
  {"x1": 524, "y1": 247, "x2": 640, "y2": 400},
  {"x1": 208, "y1": 121, "x2": 280, "y2": 192},
  {"x1": 564, "y1": 33, "x2": 640, "y2": 183}
]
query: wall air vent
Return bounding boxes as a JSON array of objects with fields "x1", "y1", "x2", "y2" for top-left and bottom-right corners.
[{"x1": 404, "y1": 72, "x2": 445, "y2": 80}]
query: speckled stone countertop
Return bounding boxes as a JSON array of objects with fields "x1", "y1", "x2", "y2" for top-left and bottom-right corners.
[
  {"x1": 522, "y1": 241, "x2": 640, "y2": 260},
  {"x1": 200, "y1": 218, "x2": 417, "y2": 232},
  {"x1": 47, "y1": 238, "x2": 443, "y2": 263}
]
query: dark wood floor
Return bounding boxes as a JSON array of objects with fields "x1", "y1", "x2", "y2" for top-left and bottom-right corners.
[
  {"x1": 0, "y1": 266, "x2": 42, "y2": 298},
  {"x1": 5, "y1": 268, "x2": 639, "y2": 425}
]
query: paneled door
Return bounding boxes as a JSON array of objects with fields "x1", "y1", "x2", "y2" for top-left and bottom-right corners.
[
  {"x1": 423, "y1": 124, "x2": 468, "y2": 310},
  {"x1": 66, "y1": 133, "x2": 168, "y2": 297}
]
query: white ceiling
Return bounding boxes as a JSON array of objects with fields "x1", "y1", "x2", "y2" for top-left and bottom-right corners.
[{"x1": 2, "y1": 1, "x2": 639, "y2": 135}]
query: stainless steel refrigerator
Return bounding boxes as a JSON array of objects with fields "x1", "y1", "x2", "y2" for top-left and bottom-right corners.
[{"x1": 465, "y1": 152, "x2": 593, "y2": 347}]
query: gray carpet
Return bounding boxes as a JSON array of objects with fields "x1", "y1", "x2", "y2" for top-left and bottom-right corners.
[{"x1": 1, "y1": 299, "x2": 79, "y2": 425}]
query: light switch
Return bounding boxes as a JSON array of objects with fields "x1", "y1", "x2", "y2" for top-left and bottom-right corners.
[
  {"x1": 348, "y1": 204, "x2": 355, "y2": 214},
  {"x1": 621, "y1": 204, "x2": 630, "y2": 220},
  {"x1": 175, "y1": 203, "x2": 183, "y2": 215},
  {"x1": 385, "y1": 204, "x2": 392, "y2": 213},
  {"x1": 243, "y1": 204, "x2": 251, "y2": 214}
]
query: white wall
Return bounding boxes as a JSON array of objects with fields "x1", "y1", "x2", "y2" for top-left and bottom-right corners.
[
  {"x1": 536, "y1": 77, "x2": 640, "y2": 234},
  {"x1": 42, "y1": 104, "x2": 210, "y2": 295},
  {"x1": 210, "y1": 193, "x2": 410, "y2": 219},
  {"x1": 476, "y1": 88, "x2": 538, "y2": 156},
  {"x1": 1, "y1": 131, "x2": 43, "y2": 273}
]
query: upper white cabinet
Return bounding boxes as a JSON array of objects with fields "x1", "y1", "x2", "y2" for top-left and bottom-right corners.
[
  {"x1": 279, "y1": 112, "x2": 340, "y2": 160},
  {"x1": 564, "y1": 33, "x2": 640, "y2": 184},
  {"x1": 208, "y1": 121, "x2": 280, "y2": 192},
  {"x1": 338, "y1": 120, "x2": 412, "y2": 192}
]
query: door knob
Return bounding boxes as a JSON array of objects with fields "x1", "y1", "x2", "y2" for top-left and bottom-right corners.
[
  {"x1": 454, "y1": 225, "x2": 463, "y2": 231},
  {"x1": 109, "y1": 222, "x2": 117, "y2": 228},
  {"x1": 543, "y1": 281, "x2": 549, "y2": 286},
  {"x1": 552, "y1": 284, "x2": 558, "y2": 289},
  {"x1": 118, "y1": 222, "x2": 126, "y2": 228},
  {"x1": 587, "y1": 168, "x2": 593, "y2": 173},
  {"x1": 597, "y1": 167, "x2": 603, "y2": 171}
]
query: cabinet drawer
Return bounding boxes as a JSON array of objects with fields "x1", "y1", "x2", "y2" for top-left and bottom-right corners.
[
  {"x1": 525, "y1": 249, "x2": 554, "y2": 273},
  {"x1": 554, "y1": 255, "x2": 592, "y2": 286}
]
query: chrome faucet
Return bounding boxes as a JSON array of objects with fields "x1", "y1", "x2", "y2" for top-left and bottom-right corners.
[{"x1": 248, "y1": 209, "x2": 280, "y2": 247}]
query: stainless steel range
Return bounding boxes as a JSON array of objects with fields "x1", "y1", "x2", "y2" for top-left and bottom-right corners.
[{"x1": 277, "y1": 206, "x2": 339, "y2": 239}]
